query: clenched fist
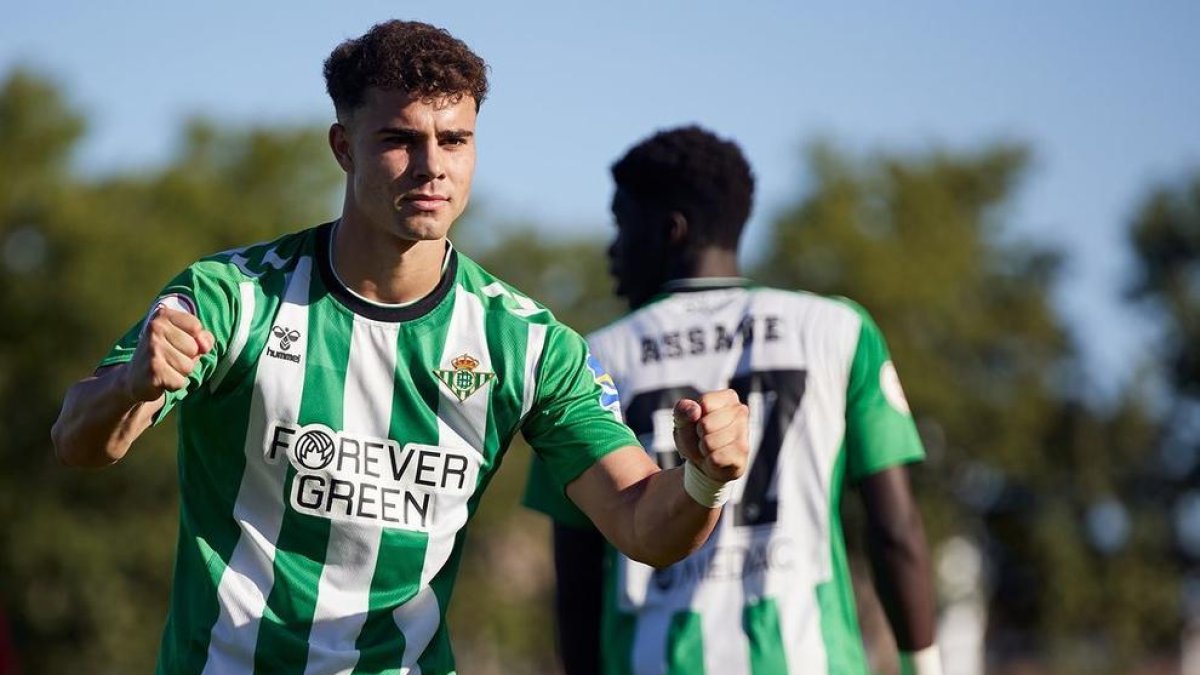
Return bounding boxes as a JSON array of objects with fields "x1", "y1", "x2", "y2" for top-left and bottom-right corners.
[
  {"x1": 122, "y1": 305, "x2": 215, "y2": 403},
  {"x1": 672, "y1": 389, "x2": 750, "y2": 484}
]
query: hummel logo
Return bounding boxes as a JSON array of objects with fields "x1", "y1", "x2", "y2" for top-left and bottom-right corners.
[
  {"x1": 267, "y1": 326, "x2": 302, "y2": 363},
  {"x1": 272, "y1": 326, "x2": 301, "y2": 351}
]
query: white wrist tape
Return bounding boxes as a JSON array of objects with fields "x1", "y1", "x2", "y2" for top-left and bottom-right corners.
[
  {"x1": 899, "y1": 645, "x2": 943, "y2": 675},
  {"x1": 683, "y1": 461, "x2": 731, "y2": 508}
]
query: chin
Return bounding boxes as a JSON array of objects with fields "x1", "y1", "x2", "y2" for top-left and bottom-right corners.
[{"x1": 393, "y1": 217, "x2": 452, "y2": 242}]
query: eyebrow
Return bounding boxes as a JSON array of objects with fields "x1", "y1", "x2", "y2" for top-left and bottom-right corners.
[{"x1": 376, "y1": 127, "x2": 474, "y2": 141}]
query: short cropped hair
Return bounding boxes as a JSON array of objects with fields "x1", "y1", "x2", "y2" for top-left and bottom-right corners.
[
  {"x1": 324, "y1": 20, "x2": 489, "y2": 117},
  {"x1": 611, "y1": 126, "x2": 755, "y2": 250}
]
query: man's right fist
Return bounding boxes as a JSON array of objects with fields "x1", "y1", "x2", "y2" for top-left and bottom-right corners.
[{"x1": 123, "y1": 305, "x2": 215, "y2": 402}]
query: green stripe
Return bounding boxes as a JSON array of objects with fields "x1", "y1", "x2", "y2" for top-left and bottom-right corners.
[
  {"x1": 482, "y1": 298, "x2": 527, "y2": 466},
  {"x1": 816, "y1": 442, "x2": 869, "y2": 675},
  {"x1": 744, "y1": 597, "x2": 789, "y2": 675},
  {"x1": 666, "y1": 610, "x2": 706, "y2": 675},
  {"x1": 351, "y1": 313, "x2": 450, "y2": 674},
  {"x1": 253, "y1": 296, "x2": 353, "y2": 673}
]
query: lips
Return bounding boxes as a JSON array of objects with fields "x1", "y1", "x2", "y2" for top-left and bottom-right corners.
[{"x1": 400, "y1": 194, "x2": 449, "y2": 211}]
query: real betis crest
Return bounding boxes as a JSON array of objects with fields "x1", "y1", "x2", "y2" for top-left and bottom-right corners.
[{"x1": 434, "y1": 353, "x2": 496, "y2": 402}]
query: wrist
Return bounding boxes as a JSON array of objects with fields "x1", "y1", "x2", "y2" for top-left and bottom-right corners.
[
  {"x1": 682, "y1": 461, "x2": 731, "y2": 508},
  {"x1": 899, "y1": 645, "x2": 942, "y2": 675},
  {"x1": 114, "y1": 363, "x2": 157, "y2": 406}
]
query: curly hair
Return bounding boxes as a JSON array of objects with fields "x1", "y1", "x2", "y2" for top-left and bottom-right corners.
[
  {"x1": 324, "y1": 20, "x2": 489, "y2": 116},
  {"x1": 611, "y1": 125, "x2": 755, "y2": 250}
]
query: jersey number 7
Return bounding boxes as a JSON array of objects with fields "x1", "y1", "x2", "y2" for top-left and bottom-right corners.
[{"x1": 624, "y1": 369, "x2": 807, "y2": 528}]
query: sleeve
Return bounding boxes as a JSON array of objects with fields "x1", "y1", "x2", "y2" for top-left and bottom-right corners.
[
  {"x1": 522, "y1": 454, "x2": 594, "y2": 528},
  {"x1": 840, "y1": 300, "x2": 926, "y2": 482},
  {"x1": 97, "y1": 261, "x2": 240, "y2": 424},
  {"x1": 520, "y1": 324, "x2": 639, "y2": 498}
]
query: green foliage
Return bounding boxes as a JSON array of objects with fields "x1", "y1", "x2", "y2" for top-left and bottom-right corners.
[
  {"x1": 755, "y1": 141, "x2": 1179, "y2": 666},
  {"x1": 1129, "y1": 170, "x2": 1200, "y2": 396},
  {"x1": 758, "y1": 141, "x2": 1069, "y2": 485},
  {"x1": 0, "y1": 69, "x2": 342, "y2": 673},
  {"x1": 1, "y1": 67, "x2": 1189, "y2": 674}
]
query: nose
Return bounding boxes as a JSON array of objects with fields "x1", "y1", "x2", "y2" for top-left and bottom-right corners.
[
  {"x1": 411, "y1": 140, "x2": 446, "y2": 182},
  {"x1": 607, "y1": 238, "x2": 622, "y2": 273}
]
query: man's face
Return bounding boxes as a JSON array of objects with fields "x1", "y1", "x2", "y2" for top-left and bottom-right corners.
[
  {"x1": 608, "y1": 187, "x2": 671, "y2": 309},
  {"x1": 332, "y1": 87, "x2": 477, "y2": 242}
]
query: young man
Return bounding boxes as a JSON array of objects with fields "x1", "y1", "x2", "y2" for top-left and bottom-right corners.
[
  {"x1": 524, "y1": 126, "x2": 943, "y2": 675},
  {"x1": 51, "y1": 23, "x2": 749, "y2": 675}
]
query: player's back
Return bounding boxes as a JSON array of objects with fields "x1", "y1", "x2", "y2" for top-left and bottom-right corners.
[{"x1": 589, "y1": 280, "x2": 880, "y2": 675}]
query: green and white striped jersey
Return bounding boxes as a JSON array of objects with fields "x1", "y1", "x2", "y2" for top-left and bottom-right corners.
[
  {"x1": 100, "y1": 222, "x2": 636, "y2": 675},
  {"x1": 524, "y1": 279, "x2": 925, "y2": 675}
]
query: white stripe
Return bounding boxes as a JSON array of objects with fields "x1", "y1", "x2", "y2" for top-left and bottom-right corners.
[
  {"x1": 701, "y1": 586, "x2": 750, "y2": 675},
  {"x1": 210, "y1": 281, "x2": 257, "y2": 392},
  {"x1": 520, "y1": 323, "x2": 547, "y2": 419},
  {"x1": 393, "y1": 586, "x2": 440, "y2": 675},
  {"x1": 423, "y1": 285, "x2": 492, "y2": 587},
  {"x1": 202, "y1": 257, "x2": 313, "y2": 674},
  {"x1": 631, "y1": 612, "x2": 670, "y2": 675},
  {"x1": 480, "y1": 281, "x2": 545, "y2": 317},
  {"x1": 303, "y1": 318, "x2": 399, "y2": 675}
]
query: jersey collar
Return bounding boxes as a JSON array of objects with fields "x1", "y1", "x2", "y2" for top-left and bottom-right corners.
[
  {"x1": 315, "y1": 221, "x2": 458, "y2": 322},
  {"x1": 659, "y1": 277, "x2": 755, "y2": 294}
]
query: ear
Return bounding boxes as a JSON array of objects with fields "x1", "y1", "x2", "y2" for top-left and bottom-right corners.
[
  {"x1": 329, "y1": 123, "x2": 353, "y2": 172},
  {"x1": 667, "y1": 211, "x2": 689, "y2": 246}
]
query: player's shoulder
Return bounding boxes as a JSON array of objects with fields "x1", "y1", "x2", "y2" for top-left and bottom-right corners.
[
  {"x1": 750, "y1": 286, "x2": 870, "y2": 327},
  {"x1": 190, "y1": 225, "x2": 319, "y2": 285},
  {"x1": 452, "y1": 249, "x2": 562, "y2": 328}
]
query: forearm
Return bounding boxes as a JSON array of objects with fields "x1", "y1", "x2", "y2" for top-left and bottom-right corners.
[
  {"x1": 51, "y1": 364, "x2": 161, "y2": 468},
  {"x1": 866, "y1": 506, "x2": 937, "y2": 650},
  {"x1": 860, "y1": 467, "x2": 938, "y2": 651},
  {"x1": 624, "y1": 466, "x2": 721, "y2": 568},
  {"x1": 567, "y1": 449, "x2": 721, "y2": 569}
]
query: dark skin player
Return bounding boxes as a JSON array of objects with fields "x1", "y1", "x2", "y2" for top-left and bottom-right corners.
[{"x1": 553, "y1": 138, "x2": 938, "y2": 675}]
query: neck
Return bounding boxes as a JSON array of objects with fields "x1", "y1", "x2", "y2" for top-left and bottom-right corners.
[
  {"x1": 332, "y1": 217, "x2": 446, "y2": 305},
  {"x1": 668, "y1": 246, "x2": 740, "y2": 283}
]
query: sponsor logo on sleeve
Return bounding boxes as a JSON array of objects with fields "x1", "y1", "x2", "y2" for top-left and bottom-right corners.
[
  {"x1": 586, "y1": 354, "x2": 623, "y2": 421},
  {"x1": 880, "y1": 360, "x2": 911, "y2": 414}
]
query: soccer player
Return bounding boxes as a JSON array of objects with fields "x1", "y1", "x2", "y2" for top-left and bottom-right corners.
[
  {"x1": 50, "y1": 22, "x2": 749, "y2": 675},
  {"x1": 523, "y1": 126, "x2": 943, "y2": 675}
]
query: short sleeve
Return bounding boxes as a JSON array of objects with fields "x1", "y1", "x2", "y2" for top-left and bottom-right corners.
[
  {"x1": 840, "y1": 300, "x2": 925, "y2": 482},
  {"x1": 520, "y1": 324, "x2": 638, "y2": 494},
  {"x1": 522, "y1": 454, "x2": 593, "y2": 528},
  {"x1": 98, "y1": 261, "x2": 240, "y2": 424}
]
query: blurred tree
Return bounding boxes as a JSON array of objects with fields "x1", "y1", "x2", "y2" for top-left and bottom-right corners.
[
  {"x1": 3, "y1": 67, "x2": 1186, "y2": 673},
  {"x1": 754, "y1": 141, "x2": 1176, "y2": 670},
  {"x1": 0, "y1": 69, "x2": 342, "y2": 673},
  {"x1": 1126, "y1": 169, "x2": 1200, "y2": 662},
  {"x1": 1129, "y1": 171, "x2": 1200, "y2": 403}
]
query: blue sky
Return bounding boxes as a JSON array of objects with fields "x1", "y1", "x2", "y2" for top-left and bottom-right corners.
[{"x1": 4, "y1": 2, "x2": 1198, "y2": 395}]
